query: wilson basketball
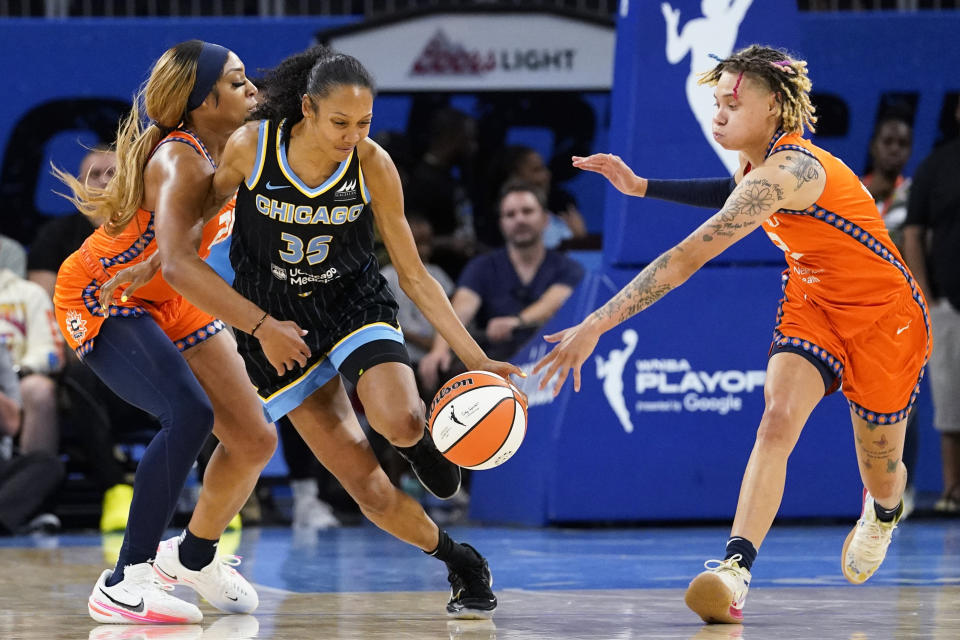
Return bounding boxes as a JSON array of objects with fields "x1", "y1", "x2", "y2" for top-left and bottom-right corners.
[{"x1": 427, "y1": 371, "x2": 527, "y2": 470}]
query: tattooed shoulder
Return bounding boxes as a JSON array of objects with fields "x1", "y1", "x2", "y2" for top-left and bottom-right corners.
[
  {"x1": 701, "y1": 177, "x2": 784, "y2": 242},
  {"x1": 777, "y1": 153, "x2": 821, "y2": 190}
]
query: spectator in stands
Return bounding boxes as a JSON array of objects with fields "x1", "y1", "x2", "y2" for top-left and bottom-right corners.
[
  {"x1": 0, "y1": 236, "x2": 27, "y2": 278},
  {"x1": 406, "y1": 107, "x2": 479, "y2": 278},
  {"x1": 0, "y1": 344, "x2": 63, "y2": 534},
  {"x1": 0, "y1": 268, "x2": 62, "y2": 456},
  {"x1": 862, "y1": 108, "x2": 914, "y2": 251},
  {"x1": 903, "y1": 99, "x2": 960, "y2": 515},
  {"x1": 28, "y1": 147, "x2": 156, "y2": 532},
  {"x1": 419, "y1": 182, "x2": 584, "y2": 390},
  {"x1": 499, "y1": 145, "x2": 588, "y2": 249}
]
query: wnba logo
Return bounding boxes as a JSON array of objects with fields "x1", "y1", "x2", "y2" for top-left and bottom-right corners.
[{"x1": 428, "y1": 376, "x2": 474, "y2": 417}]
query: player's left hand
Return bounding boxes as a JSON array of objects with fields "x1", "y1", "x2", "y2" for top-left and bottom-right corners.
[{"x1": 533, "y1": 318, "x2": 603, "y2": 396}]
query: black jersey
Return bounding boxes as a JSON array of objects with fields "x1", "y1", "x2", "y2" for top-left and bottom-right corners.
[
  {"x1": 230, "y1": 120, "x2": 402, "y2": 398},
  {"x1": 231, "y1": 119, "x2": 377, "y2": 297}
]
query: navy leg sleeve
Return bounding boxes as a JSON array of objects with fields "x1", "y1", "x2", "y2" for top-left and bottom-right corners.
[{"x1": 83, "y1": 315, "x2": 214, "y2": 573}]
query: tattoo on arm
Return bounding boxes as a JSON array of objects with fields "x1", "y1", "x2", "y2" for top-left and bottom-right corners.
[
  {"x1": 778, "y1": 154, "x2": 821, "y2": 190},
  {"x1": 702, "y1": 177, "x2": 784, "y2": 242},
  {"x1": 594, "y1": 251, "x2": 676, "y2": 324}
]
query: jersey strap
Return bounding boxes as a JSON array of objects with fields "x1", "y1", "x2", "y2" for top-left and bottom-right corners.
[{"x1": 149, "y1": 129, "x2": 216, "y2": 169}]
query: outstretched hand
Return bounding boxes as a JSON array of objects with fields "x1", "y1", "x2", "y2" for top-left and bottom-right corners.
[
  {"x1": 572, "y1": 154, "x2": 641, "y2": 196},
  {"x1": 98, "y1": 256, "x2": 161, "y2": 309},
  {"x1": 532, "y1": 319, "x2": 603, "y2": 397}
]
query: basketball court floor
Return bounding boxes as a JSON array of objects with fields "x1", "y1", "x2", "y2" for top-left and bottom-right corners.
[{"x1": 1, "y1": 520, "x2": 958, "y2": 639}]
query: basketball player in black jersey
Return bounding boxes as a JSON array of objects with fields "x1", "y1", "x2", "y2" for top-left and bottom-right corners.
[{"x1": 161, "y1": 47, "x2": 520, "y2": 618}]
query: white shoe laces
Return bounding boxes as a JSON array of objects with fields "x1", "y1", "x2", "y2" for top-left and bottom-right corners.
[
  {"x1": 204, "y1": 555, "x2": 248, "y2": 597},
  {"x1": 124, "y1": 564, "x2": 175, "y2": 593},
  {"x1": 852, "y1": 519, "x2": 895, "y2": 565},
  {"x1": 703, "y1": 554, "x2": 744, "y2": 575}
]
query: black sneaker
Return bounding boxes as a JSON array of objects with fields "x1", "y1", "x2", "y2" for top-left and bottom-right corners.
[
  {"x1": 396, "y1": 429, "x2": 462, "y2": 499},
  {"x1": 446, "y1": 544, "x2": 497, "y2": 619}
]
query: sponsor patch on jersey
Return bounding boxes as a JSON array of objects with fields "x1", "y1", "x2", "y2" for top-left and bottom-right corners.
[
  {"x1": 334, "y1": 179, "x2": 357, "y2": 201},
  {"x1": 271, "y1": 264, "x2": 287, "y2": 281},
  {"x1": 288, "y1": 266, "x2": 340, "y2": 286}
]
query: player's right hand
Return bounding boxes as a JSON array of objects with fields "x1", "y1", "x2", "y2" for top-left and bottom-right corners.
[
  {"x1": 572, "y1": 153, "x2": 642, "y2": 197},
  {"x1": 98, "y1": 254, "x2": 161, "y2": 309},
  {"x1": 257, "y1": 316, "x2": 311, "y2": 376}
]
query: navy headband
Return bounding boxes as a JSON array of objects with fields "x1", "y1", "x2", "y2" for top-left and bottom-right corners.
[{"x1": 186, "y1": 42, "x2": 230, "y2": 112}]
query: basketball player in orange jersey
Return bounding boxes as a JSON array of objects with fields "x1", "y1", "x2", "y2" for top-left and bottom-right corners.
[
  {"x1": 140, "y1": 47, "x2": 522, "y2": 619},
  {"x1": 535, "y1": 45, "x2": 929, "y2": 624},
  {"x1": 54, "y1": 41, "x2": 310, "y2": 624}
]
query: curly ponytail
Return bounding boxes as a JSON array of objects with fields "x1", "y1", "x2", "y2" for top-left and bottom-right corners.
[{"x1": 253, "y1": 46, "x2": 375, "y2": 142}]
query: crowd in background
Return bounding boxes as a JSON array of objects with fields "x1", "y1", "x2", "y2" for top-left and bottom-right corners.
[
  {"x1": 1, "y1": 96, "x2": 958, "y2": 538},
  {"x1": 0, "y1": 104, "x2": 591, "y2": 536}
]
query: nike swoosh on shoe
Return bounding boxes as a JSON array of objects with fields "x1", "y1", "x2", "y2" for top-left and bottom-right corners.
[
  {"x1": 155, "y1": 565, "x2": 178, "y2": 581},
  {"x1": 99, "y1": 587, "x2": 145, "y2": 613}
]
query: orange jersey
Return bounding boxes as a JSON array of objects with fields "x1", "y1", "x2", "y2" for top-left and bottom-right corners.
[
  {"x1": 755, "y1": 130, "x2": 919, "y2": 331},
  {"x1": 756, "y1": 130, "x2": 930, "y2": 423},
  {"x1": 54, "y1": 129, "x2": 232, "y2": 355}
]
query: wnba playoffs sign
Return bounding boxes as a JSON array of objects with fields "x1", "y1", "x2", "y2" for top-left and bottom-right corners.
[{"x1": 321, "y1": 12, "x2": 615, "y2": 91}]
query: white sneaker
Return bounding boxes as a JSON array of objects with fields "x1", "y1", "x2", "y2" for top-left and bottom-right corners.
[
  {"x1": 154, "y1": 536, "x2": 258, "y2": 614},
  {"x1": 88, "y1": 564, "x2": 202, "y2": 624},
  {"x1": 291, "y1": 478, "x2": 340, "y2": 529},
  {"x1": 88, "y1": 624, "x2": 203, "y2": 639},
  {"x1": 684, "y1": 556, "x2": 751, "y2": 624},
  {"x1": 842, "y1": 491, "x2": 900, "y2": 584}
]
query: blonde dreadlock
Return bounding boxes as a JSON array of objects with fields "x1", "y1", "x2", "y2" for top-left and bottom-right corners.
[{"x1": 698, "y1": 44, "x2": 817, "y2": 135}]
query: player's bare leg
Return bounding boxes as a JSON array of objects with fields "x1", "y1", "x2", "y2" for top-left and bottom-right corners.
[
  {"x1": 841, "y1": 411, "x2": 907, "y2": 583},
  {"x1": 289, "y1": 376, "x2": 495, "y2": 617},
  {"x1": 357, "y1": 362, "x2": 460, "y2": 499},
  {"x1": 686, "y1": 351, "x2": 823, "y2": 623}
]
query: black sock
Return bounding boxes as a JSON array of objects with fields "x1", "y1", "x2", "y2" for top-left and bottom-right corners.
[
  {"x1": 874, "y1": 499, "x2": 903, "y2": 523},
  {"x1": 425, "y1": 530, "x2": 478, "y2": 568},
  {"x1": 178, "y1": 528, "x2": 218, "y2": 571},
  {"x1": 724, "y1": 536, "x2": 757, "y2": 572}
]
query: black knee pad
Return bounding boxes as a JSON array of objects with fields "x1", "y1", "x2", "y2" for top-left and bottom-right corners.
[{"x1": 338, "y1": 339, "x2": 412, "y2": 387}]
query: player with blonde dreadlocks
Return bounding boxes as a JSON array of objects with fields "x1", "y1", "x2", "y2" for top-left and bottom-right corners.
[{"x1": 535, "y1": 43, "x2": 929, "y2": 624}]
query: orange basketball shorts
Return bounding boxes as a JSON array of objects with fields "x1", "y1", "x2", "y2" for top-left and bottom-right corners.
[
  {"x1": 770, "y1": 273, "x2": 930, "y2": 425},
  {"x1": 54, "y1": 252, "x2": 224, "y2": 358}
]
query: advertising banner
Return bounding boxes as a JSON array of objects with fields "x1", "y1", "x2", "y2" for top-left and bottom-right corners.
[
  {"x1": 322, "y1": 11, "x2": 615, "y2": 91},
  {"x1": 471, "y1": 265, "x2": 862, "y2": 524}
]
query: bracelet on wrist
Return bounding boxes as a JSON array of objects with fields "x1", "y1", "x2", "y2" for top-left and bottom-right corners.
[{"x1": 251, "y1": 311, "x2": 269, "y2": 337}]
